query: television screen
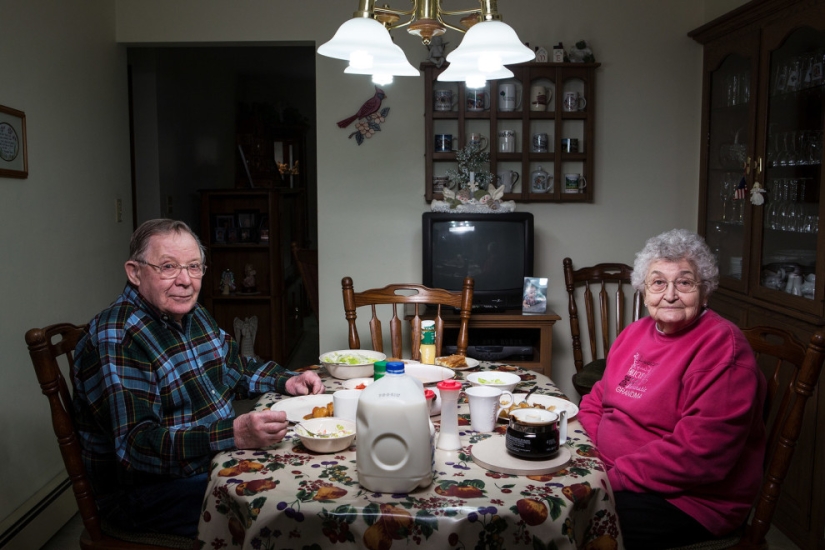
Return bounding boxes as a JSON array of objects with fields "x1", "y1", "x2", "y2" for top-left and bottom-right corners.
[{"x1": 422, "y1": 212, "x2": 534, "y2": 309}]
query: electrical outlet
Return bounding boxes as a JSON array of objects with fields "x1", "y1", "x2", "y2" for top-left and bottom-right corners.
[{"x1": 116, "y1": 199, "x2": 123, "y2": 223}]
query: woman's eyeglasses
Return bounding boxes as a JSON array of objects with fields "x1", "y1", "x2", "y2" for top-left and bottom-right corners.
[{"x1": 645, "y1": 278, "x2": 700, "y2": 294}]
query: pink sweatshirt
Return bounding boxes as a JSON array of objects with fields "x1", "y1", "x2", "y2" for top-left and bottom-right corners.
[{"x1": 578, "y1": 310, "x2": 766, "y2": 536}]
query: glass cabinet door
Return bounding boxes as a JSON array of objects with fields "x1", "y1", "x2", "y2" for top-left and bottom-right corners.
[
  {"x1": 756, "y1": 26, "x2": 824, "y2": 310},
  {"x1": 703, "y1": 52, "x2": 755, "y2": 291}
]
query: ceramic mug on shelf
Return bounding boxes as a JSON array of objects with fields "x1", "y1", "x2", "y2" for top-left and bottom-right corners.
[
  {"x1": 497, "y1": 169, "x2": 520, "y2": 193},
  {"x1": 532, "y1": 133, "x2": 550, "y2": 153},
  {"x1": 530, "y1": 85, "x2": 549, "y2": 111},
  {"x1": 498, "y1": 130, "x2": 516, "y2": 153},
  {"x1": 466, "y1": 89, "x2": 489, "y2": 112},
  {"x1": 432, "y1": 175, "x2": 449, "y2": 194},
  {"x1": 563, "y1": 91, "x2": 586, "y2": 112},
  {"x1": 467, "y1": 132, "x2": 489, "y2": 151},
  {"x1": 433, "y1": 89, "x2": 456, "y2": 112},
  {"x1": 564, "y1": 173, "x2": 587, "y2": 193},
  {"x1": 435, "y1": 134, "x2": 453, "y2": 153},
  {"x1": 531, "y1": 166, "x2": 552, "y2": 193},
  {"x1": 498, "y1": 83, "x2": 521, "y2": 112},
  {"x1": 560, "y1": 138, "x2": 579, "y2": 153}
]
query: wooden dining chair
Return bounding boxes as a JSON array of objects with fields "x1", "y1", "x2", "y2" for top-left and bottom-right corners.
[
  {"x1": 26, "y1": 323, "x2": 195, "y2": 550},
  {"x1": 291, "y1": 241, "x2": 319, "y2": 319},
  {"x1": 341, "y1": 276, "x2": 474, "y2": 361},
  {"x1": 562, "y1": 258, "x2": 642, "y2": 397},
  {"x1": 668, "y1": 325, "x2": 825, "y2": 550}
]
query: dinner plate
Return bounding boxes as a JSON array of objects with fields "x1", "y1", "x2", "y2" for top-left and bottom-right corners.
[
  {"x1": 498, "y1": 393, "x2": 579, "y2": 421},
  {"x1": 403, "y1": 362, "x2": 456, "y2": 384},
  {"x1": 435, "y1": 356, "x2": 480, "y2": 371},
  {"x1": 271, "y1": 394, "x2": 334, "y2": 423}
]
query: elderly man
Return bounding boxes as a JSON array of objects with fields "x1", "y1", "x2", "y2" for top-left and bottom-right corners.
[{"x1": 72, "y1": 219, "x2": 323, "y2": 537}]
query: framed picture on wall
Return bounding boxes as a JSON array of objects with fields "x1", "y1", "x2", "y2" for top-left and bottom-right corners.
[{"x1": 0, "y1": 104, "x2": 28, "y2": 179}]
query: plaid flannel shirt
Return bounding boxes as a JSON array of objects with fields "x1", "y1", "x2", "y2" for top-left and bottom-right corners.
[{"x1": 72, "y1": 283, "x2": 292, "y2": 495}]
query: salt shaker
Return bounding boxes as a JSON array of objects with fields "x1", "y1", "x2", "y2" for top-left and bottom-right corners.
[{"x1": 436, "y1": 380, "x2": 463, "y2": 451}]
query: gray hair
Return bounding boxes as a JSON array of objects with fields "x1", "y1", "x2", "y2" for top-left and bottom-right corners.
[
  {"x1": 129, "y1": 219, "x2": 206, "y2": 263},
  {"x1": 631, "y1": 228, "x2": 719, "y2": 296}
]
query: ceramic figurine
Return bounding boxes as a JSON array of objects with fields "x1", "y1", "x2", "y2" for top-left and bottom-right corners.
[
  {"x1": 234, "y1": 316, "x2": 260, "y2": 360},
  {"x1": 535, "y1": 46, "x2": 549, "y2": 63},
  {"x1": 220, "y1": 269, "x2": 235, "y2": 295},
  {"x1": 242, "y1": 263, "x2": 257, "y2": 293},
  {"x1": 750, "y1": 181, "x2": 766, "y2": 205},
  {"x1": 427, "y1": 36, "x2": 448, "y2": 68}
]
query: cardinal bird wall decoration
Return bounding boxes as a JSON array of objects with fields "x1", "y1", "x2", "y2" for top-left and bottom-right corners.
[{"x1": 337, "y1": 86, "x2": 390, "y2": 146}]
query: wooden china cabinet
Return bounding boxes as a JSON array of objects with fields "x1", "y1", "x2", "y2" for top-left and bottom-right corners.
[
  {"x1": 423, "y1": 61, "x2": 599, "y2": 202},
  {"x1": 690, "y1": 1, "x2": 825, "y2": 548}
]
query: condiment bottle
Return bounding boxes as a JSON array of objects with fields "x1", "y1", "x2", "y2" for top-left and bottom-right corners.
[
  {"x1": 436, "y1": 380, "x2": 462, "y2": 451},
  {"x1": 420, "y1": 320, "x2": 436, "y2": 364},
  {"x1": 356, "y1": 361, "x2": 434, "y2": 492},
  {"x1": 373, "y1": 360, "x2": 387, "y2": 381}
]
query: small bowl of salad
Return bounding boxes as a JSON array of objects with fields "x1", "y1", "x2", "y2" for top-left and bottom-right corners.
[
  {"x1": 320, "y1": 350, "x2": 386, "y2": 379},
  {"x1": 465, "y1": 371, "x2": 521, "y2": 393},
  {"x1": 295, "y1": 417, "x2": 356, "y2": 453}
]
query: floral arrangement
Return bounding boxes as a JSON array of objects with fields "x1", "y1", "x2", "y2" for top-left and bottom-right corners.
[{"x1": 432, "y1": 143, "x2": 515, "y2": 213}]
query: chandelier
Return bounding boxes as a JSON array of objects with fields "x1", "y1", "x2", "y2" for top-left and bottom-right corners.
[{"x1": 317, "y1": 0, "x2": 534, "y2": 87}]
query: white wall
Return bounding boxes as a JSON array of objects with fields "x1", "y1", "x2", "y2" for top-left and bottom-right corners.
[
  {"x1": 0, "y1": 0, "x2": 133, "y2": 536},
  {"x1": 117, "y1": 0, "x2": 709, "y2": 398},
  {"x1": 0, "y1": 0, "x2": 749, "y2": 540}
]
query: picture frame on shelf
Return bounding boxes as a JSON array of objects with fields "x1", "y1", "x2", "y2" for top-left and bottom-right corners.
[
  {"x1": 214, "y1": 214, "x2": 234, "y2": 244},
  {"x1": 236, "y1": 210, "x2": 259, "y2": 243},
  {"x1": 259, "y1": 214, "x2": 270, "y2": 242},
  {"x1": 522, "y1": 277, "x2": 548, "y2": 314},
  {"x1": 0, "y1": 104, "x2": 28, "y2": 179}
]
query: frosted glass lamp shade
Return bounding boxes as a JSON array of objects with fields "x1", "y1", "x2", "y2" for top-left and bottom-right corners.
[
  {"x1": 446, "y1": 20, "x2": 535, "y2": 66},
  {"x1": 318, "y1": 17, "x2": 401, "y2": 64}
]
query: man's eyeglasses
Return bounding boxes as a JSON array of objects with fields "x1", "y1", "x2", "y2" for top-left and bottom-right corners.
[
  {"x1": 139, "y1": 260, "x2": 207, "y2": 279},
  {"x1": 645, "y1": 278, "x2": 700, "y2": 294}
]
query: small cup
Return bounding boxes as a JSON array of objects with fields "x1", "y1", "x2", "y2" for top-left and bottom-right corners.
[
  {"x1": 332, "y1": 390, "x2": 360, "y2": 422},
  {"x1": 432, "y1": 175, "x2": 449, "y2": 194},
  {"x1": 498, "y1": 130, "x2": 516, "y2": 153},
  {"x1": 496, "y1": 170, "x2": 519, "y2": 193},
  {"x1": 466, "y1": 386, "x2": 514, "y2": 433},
  {"x1": 560, "y1": 138, "x2": 579, "y2": 153},
  {"x1": 529, "y1": 85, "x2": 548, "y2": 111},
  {"x1": 435, "y1": 134, "x2": 453, "y2": 153},
  {"x1": 498, "y1": 83, "x2": 521, "y2": 112},
  {"x1": 564, "y1": 173, "x2": 587, "y2": 193},
  {"x1": 467, "y1": 132, "x2": 489, "y2": 151},
  {"x1": 433, "y1": 89, "x2": 455, "y2": 112},
  {"x1": 563, "y1": 91, "x2": 586, "y2": 112},
  {"x1": 466, "y1": 89, "x2": 489, "y2": 112},
  {"x1": 532, "y1": 133, "x2": 549, "y2": 153}
]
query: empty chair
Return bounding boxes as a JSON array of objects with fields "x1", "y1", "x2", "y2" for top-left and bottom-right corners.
[
  {"x1": 292, "y1": 241, "x2": 319, "y2": 319},
  {"x1": 562, "y1": 258, "x2": 642, "y2": 397},
  {"x1": 341, "y1": 276, "x2": 473, "y2": 361},
  {"x1": 668, "y1": 326, "x2": 825, "y2": 549},
  {"x1": 26, "y1": 323, "x2": 195, "y2": 550}
]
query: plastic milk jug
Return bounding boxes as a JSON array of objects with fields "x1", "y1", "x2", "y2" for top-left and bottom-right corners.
[{"x1": 357, "y1": 361, "x2": 435, "y2": 493}]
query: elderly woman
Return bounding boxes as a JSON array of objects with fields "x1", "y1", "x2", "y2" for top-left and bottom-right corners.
[{"x1": 578, "y1": 229, "x2": 766, "y2": 548}]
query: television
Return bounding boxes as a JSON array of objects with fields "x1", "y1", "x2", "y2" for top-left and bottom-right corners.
[{"x1": 422, "y1": 212, "x2": 534, "y2": 310}]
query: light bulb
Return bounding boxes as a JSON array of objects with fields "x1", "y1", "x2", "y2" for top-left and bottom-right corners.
[
  {"x1": 372, "y1": 73, "x2": 393, "y2": 85},
  {"x1": 465, "y1": 75, "x2": 487, "y2": 89}
]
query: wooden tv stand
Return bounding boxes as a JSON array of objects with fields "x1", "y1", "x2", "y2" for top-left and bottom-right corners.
[{"x1": 407, "y1": 306, "x2": 561, "y2": 377}]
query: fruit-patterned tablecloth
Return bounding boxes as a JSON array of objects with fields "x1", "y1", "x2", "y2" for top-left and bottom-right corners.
[{"x1": 196, "y1": 363, "x2": 622, "y2": 550}]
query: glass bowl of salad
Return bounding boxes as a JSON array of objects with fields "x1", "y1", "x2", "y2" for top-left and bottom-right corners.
[
  {"x1": 295, "y1": 418, "x2": 356, "y2": 453},
  {"x1": 319, "y1": 350, "x2": 386, "y2": 379}
]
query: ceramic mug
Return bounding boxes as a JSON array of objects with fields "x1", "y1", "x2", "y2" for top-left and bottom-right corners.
[
  {"x1": 466, "y1": 386, "x2": 514, "y2": 433},
  {"x1": 467, "y1": 132, "x2": 489, "y2": 151},
  {"x1": 498, "y1": 83, "x2": 521, "y2": 112},
  {"x1": 434, "y1": 89, "x2": 456, "y2": 112},
  {"x1": 531, "y1": 166, "x2": 552, "y2": 193},
  {"x1": 532, "y1": 132, "x2": 549, "y2": 153},
  {"x1": 530, "y1": 85, "x2": 549, "y2": 111},
  {"x1": 497, "y1": 169, "x2": 519, "y2": 193},
  {"x1": 435, "y1": 134, "x2": 453, "y2": 153},
  {"x1": 564, "y1": 173, "x2": 587, "y2": 193},
  {"x1": 466, "y1": 89, "x2": 490, "y2": 112},
  {"x1": 560, "y1": 138, "x2": 579, "y2": 153},
  {"x1": 432, "y1": 175, "x2": 449, "y2": 194},
  {"x1": 498, "y1": 130, "x2": 516, "y2": 153},
  {"x1": 563, "y1": 91, "x2": 586, "y2": 112}
]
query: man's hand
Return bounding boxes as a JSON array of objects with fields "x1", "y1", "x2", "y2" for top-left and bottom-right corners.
[
  {"x1": 233, "y1": 410, "x2": 289, "y2": 449},
  {"x1": 285, "y1": 371, "x2": 325, "y2": 396}
]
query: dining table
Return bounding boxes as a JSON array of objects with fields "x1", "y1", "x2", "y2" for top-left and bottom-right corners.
[{"x1": 196, "y1": 361, "x2": 623, "y2": 550}]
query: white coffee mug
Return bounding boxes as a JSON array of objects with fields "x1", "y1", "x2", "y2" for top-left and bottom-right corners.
[
  {"x1": 497, "y1": 170, "x2": 520, "y2": 193},
  {"x1": 563, "y1": 91, "x2": 586, "y2": 112},
  {"x1": 498, "y1": 130, "x2": 516, "y2": 153},
  {"x1": 498, "y1": 83, "x2": 521, "y2": 112},
  {"x1": 530, "y1": 85, "x2": 549, "y2": 111},
  {"x1": 466, "y1": 386, "x2": 514, "y2": 433},
  {"x1": 467, "y1": 132, "x2": 489, "y2": 151},
  {"x1": 434, "y1": 89, "x2": 456, "y2": 112},
  {"x1": 564, "y1": 173, "x2": 587, "y2": 193},
  {"x1": 466, "y1": 89, "x2": 490, "y2": 112},
  {"x1": 332, "y1": 390, "x2": 360, "y2": 422}
]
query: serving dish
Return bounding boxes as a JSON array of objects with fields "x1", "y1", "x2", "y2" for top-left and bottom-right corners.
[
  {"x1": 435, "y1": 356, "x2": 480, "y2": 371},
  {"x1": 498, "y1": 393, "x2": 579, "y2": 421},
  {"x1": 466, "y1": 371, "x2": 521, "y2": 393},
  {"x1": 320, "y1": 349, "x2": 386, "y2": 379}
]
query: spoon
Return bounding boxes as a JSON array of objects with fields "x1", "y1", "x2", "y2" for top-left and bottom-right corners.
[
  {"x1": 294, "y1": 423, "x2": 318, "y2": 437},
  {"x1": 523, "y1": 385, "x2": 540, "y2": 404}
]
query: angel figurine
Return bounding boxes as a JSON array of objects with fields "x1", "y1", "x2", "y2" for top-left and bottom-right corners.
[
  {"x1": 234, "y1": 316, "x2": 260, "y2": 361},
  {"x1": 220, "y1": 269, "x2": 236, "y2": 295},
  {"x1": 750, "y1": 181, "x2": 766, "y2": 205}
]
